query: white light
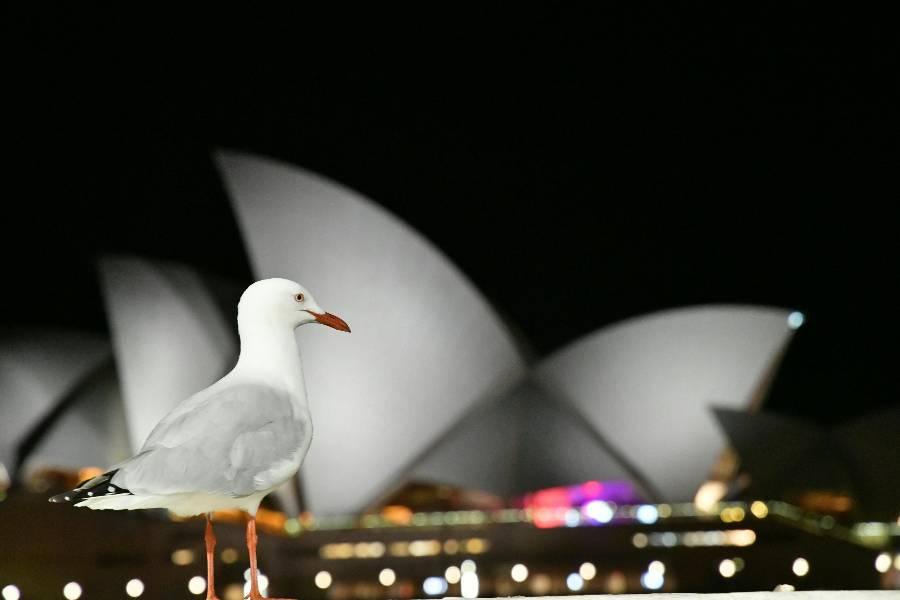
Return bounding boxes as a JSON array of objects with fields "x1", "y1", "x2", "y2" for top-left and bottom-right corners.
[
  {"x1": 647, "y1": 560, "x2": 666, "y2": 576},
  {"x1": 564, "y1": 508, "x2": 581, "y2": 527},
  {"x1": 258, "y1": 574, "x2": 269, "y2": 594},
  {"x1": 126, "y1": 578, "x2": 145, "y2": 597},
  {"x1": 774, "y1": 584, "x2": 796, "y2": 592},
  {"x1": 788, "y1": 311, "x2": 805, "y2": 329},
  {"x1": 188, "y1": 576, "x2": 206, "y2": 595},
  {"x1": 579, "y1": 562, "x2": 597, "y2": 580},
  {"x1": 719, "y1": 559, "x2": 737, "y2": 578},
  {"x1": 1, "y1": 586, "x2": 20, "y2": 600},
  {"x1": 460, "y1": 572, "x2": 479, "y2": 599},
  {"x1": 511, "y1": 563, "x2": 529, "y2": 582},
  {"x1": 874, "y1": 553, "x2": 891, "y2": 573},
  {"x1": 584, "y1": 500, "x2": 614, "y2": 523},
  {"x1": 694, "y1": 480, "x2": 727, "y2": 513},
  {"x1": 894, "y1": 554, "x2": 900, "y2": 571},
  {"x1": 379, "y1": 568, "x2": 397, "y2": 586},
  {"x1": 445, "y1": 566, "x2": 461, "y2": 584},
  {"x1": 565, "y1": 573, "x2": 584, "y2": 592},
  {"x1": 461, "y1": 559, "x2": 477, "y2": 574},
  {"x1": 423, "y1": 577, "x2": 448, "y2": 596},
  {"x1": 792, "y1": 557, "x2": 809, "y2": 577},
  {"x1": 636, "y1": 505, "x2": 659, "y2": 524},
  {"x1": 632, "y1": 532, "x2": 648, "y2": 548},
  {"x1": 641, "y1": 571, "x2": 664, "y2": 590},
  {"x1": 63, "y1": 582, "x2": 82, "y2": 600},
  {"x1": 315, "y1": 571, "x2": 332, "y2": 589},
  {"x1": 243, "y1": 568, "x2": 252, "y2": 581}
]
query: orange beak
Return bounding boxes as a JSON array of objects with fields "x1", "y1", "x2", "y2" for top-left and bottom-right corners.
[{"x1": 307, "y1": 310, "x2": 351, "y2": 333}]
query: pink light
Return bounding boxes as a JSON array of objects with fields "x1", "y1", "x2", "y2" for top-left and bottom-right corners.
[{"x1": 581, "y1": 480, "x2": 604, "y2": 498}]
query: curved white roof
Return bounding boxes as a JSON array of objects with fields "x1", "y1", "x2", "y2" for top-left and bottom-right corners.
[
  {"x1": 0, "y1": 330, "x2": 109, "y2": 476},
  {"x1": 22, "y1": 367, "x2": 130, "y2": 476},
  {"x1": 98, "y1": 256, "x2": 238, "y2": 452},
  {"x1": 407, "y1": 382, "x2": 633, "y2": 498},
  {"x1": 536, "y1": 305, "x2": 795, "y2": 500},
  {"x1": 217, "y1": 151, "x2": 527, "y2": 514}
]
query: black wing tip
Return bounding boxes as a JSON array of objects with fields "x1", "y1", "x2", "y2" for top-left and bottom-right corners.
[{"x1": 48, "y1": 469, "x2": 132, "y2": 504}]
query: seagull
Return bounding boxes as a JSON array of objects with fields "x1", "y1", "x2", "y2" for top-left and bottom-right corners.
[{"x1": 50, "y1": 278, "x2": 350, "y2": 600}]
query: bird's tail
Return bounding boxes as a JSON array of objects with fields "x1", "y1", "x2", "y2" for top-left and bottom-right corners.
[{"x1": 48, "y1": 469, "x2": 132, "y2": 504}]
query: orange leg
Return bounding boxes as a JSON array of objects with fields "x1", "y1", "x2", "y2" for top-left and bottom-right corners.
[
  {"x1": 204, "y1": 514, "x2": 221, "y2": 600},
  {"x1": 245, "y1": 515, "x2": 296, "y2": 600}
]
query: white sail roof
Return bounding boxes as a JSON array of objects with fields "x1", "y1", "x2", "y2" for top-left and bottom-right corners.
[
  {"x1": 216, "y1": 151, "x2": 527, "y2": 515},
  {"x1": 98, "y1": 256, "x2": 239, "y2": 452},
  {"x1": 0, "y1": 330, "x2": 109, "y2": 477},
  {"x1": 406, "y1": 380, "x2": 635, "y2": 497},
  {"x1": 21, "y1": 366, "x2": 130, "y2": 477},
  {"x1": 535, "y1": 305, "x2": 795, "y2": 501}
]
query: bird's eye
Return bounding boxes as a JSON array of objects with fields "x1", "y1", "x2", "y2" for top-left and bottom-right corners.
[{"x1": 295, "y1": 293, "x2": 305, "y2": 302}]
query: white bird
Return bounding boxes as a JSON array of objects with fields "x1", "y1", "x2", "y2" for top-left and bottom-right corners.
[{"x1": 50, "y1": 278, "x2": 350, "y2": 600}]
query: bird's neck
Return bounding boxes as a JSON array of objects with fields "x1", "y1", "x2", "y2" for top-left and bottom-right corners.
[{"x1": 234, "y1": 319, "x2": 308, "y2": 405}]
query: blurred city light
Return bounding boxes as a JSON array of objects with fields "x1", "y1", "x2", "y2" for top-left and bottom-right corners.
[
  {"x1": 530, "y1": 574, "x2": 552, "y2": 595},
  {"x1": 607, "y1": 571, "x2": 627, "y2": 594},
  {"x1": 636, "y1": 504, "x2": 659, "y2": 524},
  {"x1": 221, "y1": 547, "x2": 239, "y2": 564},
  {"x1": 283, "y1": 518, "x2": 301, "y2": 536},
  {"x1": 641, "y1": 570, "x2": 664, "y2": 590},
  {"x1": 511, "y1": 563, "x2": 529, "y2": 582},
  {"x1": 579, "y1": 561, "x2": 597, "y2": 580},
  {"x1": 648, "y1": 560, "x2": 666, "y2": 576},
  {"x1": 0, "y1": 586, "x2": 19, "y2": 600},
  {"x1": 721, "y1": 506, "x2": 746, "y2": 522},
  {"x1": 788, "y1": 311, "x2": 805, "y2": 329},
  {"x1": 423, "y1": 576, "x2": 448, "y2": 596},
  {"x1": 565, "y1": 573, "x2": 584, "y2": 591},
  {"x1": 694, "y1": 480, "x2": 728, "y2": 513},
  {"x1": 125, "y1": 578, "x2": 145, "y2": 597},
  {"x1": 719, "y1": 559, "x2": 737, "y2": 578},
  {"x1": 583, "y1": 500, "x2": 615, "y2": 523},
  {"x1": 258, "y1": 574, "x2": 269, "y2": 595},
  {"x1": 444, "y1": 566, "x2": 461, "y2": 584},
  {"x1": 62, "y1": 582, "x2": 82, "y2": 600},
  {"x1": 379, "y1": 568, "x2": 396, "y2": 586},
  {"x1": 187, "y1": 576, "x2": 206, "y2": 595},
  {"x1": 792, "y1": 557, "x2": 810, "y2": 577},
  {"x1": 314, "y1": 571, "x2": 332, "y2": 589},
  {"x1": 750, "y1": 500, "x2": 769, "y2": 518},
  {"x1": 171, "y1": 548, "x2": 196, "y2": 565},
  {"x1": 460, "y1": 571, "x2": 478, "y2": 599}
]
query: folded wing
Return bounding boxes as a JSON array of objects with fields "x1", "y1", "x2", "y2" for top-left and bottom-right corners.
[{"x1": 113, "y1": 383, "x2": 307, "y2": 498}]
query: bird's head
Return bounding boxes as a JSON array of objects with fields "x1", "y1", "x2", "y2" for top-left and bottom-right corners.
[{"x1": 238, "y1": 278, "x2": 350, "y2": 332}]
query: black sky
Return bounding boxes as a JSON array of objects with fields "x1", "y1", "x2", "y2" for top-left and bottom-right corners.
[{"x1": 3, "y1": 6, "x2": 898, "y2": 424}]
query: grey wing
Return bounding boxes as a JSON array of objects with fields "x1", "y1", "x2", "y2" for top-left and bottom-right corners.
[{"x1": 112, "y1": 383, "x2": 308, "y2": 497}]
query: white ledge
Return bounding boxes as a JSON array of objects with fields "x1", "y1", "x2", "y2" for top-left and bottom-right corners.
[{"x1": 436, "y1": 593, "x2": 896, "y2": 600}]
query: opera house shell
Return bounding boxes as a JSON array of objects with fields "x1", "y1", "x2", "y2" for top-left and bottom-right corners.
[{"x1": 9, "y1": 150, "x2": 881, "y2": 519}]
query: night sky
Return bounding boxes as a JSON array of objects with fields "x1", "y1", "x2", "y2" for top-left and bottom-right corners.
[{"x1": 4, "y1": 6, "x2": 898, "y2": 425}]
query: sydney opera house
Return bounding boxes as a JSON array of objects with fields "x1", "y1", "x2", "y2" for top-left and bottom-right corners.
[{"x1": 1, "y1": 153, "x2": 898, "y2": 599}]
